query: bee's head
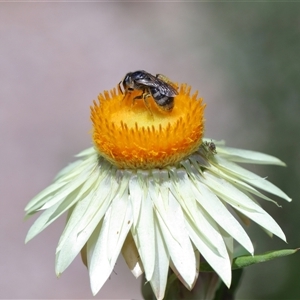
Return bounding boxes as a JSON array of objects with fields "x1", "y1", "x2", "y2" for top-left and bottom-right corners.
[
  {"x1": 119, "y1": 72, "x2": 133, "y2": 94},
  {"x1": 119, "y1": 70, "x2": 147, "y2": 93},
  {"x1": 123, "y1": 72, "x2": 134, "y2": 89}
]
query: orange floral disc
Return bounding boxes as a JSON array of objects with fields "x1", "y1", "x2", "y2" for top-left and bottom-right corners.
[{"x1": 91, "y1": 84, "x2": 206, "y2": 169}]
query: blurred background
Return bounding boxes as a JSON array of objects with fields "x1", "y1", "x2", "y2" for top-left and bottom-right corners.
[{"x1": 1, "y1": 2, "x2": 299, "y2": 299}]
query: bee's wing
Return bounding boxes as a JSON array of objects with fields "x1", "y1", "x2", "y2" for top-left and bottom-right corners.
[
  {"x1": 134, "y1": 72, "x2": 159, "y2": 87},
  {"x1": 135, "y1": 71, "x2": 178, "y2": 97},
  {"x1": 155, "y1": 80, "x2": 179, "y2": 97}
]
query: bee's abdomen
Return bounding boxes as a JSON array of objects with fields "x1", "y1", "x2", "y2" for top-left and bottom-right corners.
[{"x1": 151, "y1": 88, "x2": 174, "y2": 111}]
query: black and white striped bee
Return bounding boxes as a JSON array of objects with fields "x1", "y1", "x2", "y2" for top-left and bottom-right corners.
[{"x1": 118, "y1": 70, "x2": 178, "y2": 112}]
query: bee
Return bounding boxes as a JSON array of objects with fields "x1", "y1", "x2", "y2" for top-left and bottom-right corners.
[{"x1": 118, "y1": 70, "x2": 178, "y2": 113}]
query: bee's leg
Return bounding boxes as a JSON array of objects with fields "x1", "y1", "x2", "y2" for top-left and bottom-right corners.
[
  {"x1": 132, "y1": 91, "x2": 143, "y2": 106},
  {"x1": 143, "y1": 94, "x2": 153, "y2": 116},
  {"x1": 132, "y1": 91, "x2": 153, "y2": 116},
  {"x1": 122, "y1": 87, "x2": 134, "y2": 102}
]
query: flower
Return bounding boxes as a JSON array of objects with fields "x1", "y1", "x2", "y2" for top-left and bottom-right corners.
[{"x1": 25, "y1": 78, "x2": 291, "y2": 300}]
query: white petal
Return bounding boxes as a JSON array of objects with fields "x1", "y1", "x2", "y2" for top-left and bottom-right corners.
[
  {"x1": 25, "y1": 181, "x2": 68, "y2": 214},
  {"x1": 192, "y1": 180, "x2": 254, "y2": 254},
  {"x1": 153, "y1": 182, "x2": 196, "y2": 288},
  {"x1": 121, "y1": 232, "x2": 144, "y2": 278},
  {"x1": 169, "y1": 246, "x2": 200, "y2": 291},
  {"x1": 169, "y1": 168, "x2": 231, "y2": 285},
  {"x1": 185, "y1": 212, "x2": 232, "y2": 288},
  {"x1": 40, "y1": 162, "x2": 97, "y2": 210},
  {"x1": 75, "y1": 147, "x2": 96, "y2": 158},
  {"x1": 131, "y1": 170, "x2": 155, "y2": 281},
  {"x1": 202, "y1": 172, "x2": 286, "y2": 242},
  {"x1": 56, "y1": 171, "x2": 111, "y2": 252},
  {"x1": 208, "y1": 164, "x2": 281, "y2": 206},
  {"x1": 217, "y1": 146, "x2": 286, "y2": 166},
  {"x1": 76, "y1": 171, "x2": 121, "y2": 234},
  {"x1": 185, "y1": 163, "x2": 253, "y2": 253},
  {"x1": 26, "y1": 186, "x2": 80, "y2": 243},
  {"x1": 88, "y1": 192, "x2": 132, "y2": 295},
  {"x1": 56, "y1": 153, "x2": 97, "y2": 183},
  {"x1": 55, "y1": 170, "x2": 118, "y2": 274},
  {"x1": 55, "y1": 191, "x2": 98, "y2": 274},
  {"x1": 219, "y1": 228, "x2": 234, "y2": 263},
  {"x1": 149, "y1": 217, "x2": 169, "y2": 300},
  {"x1": 25, "y1": 154, "x2": 98, "y2": 215},
  {"x1": 128, "y1": 173, "x2": 142, "y2": 228},
  {"x1": 194, "y1": 249, "x2": 200, "y2": 287},
  {"x1": 215, "y1": 156, "x2": 291, "y2": 202},
  {"x1": 85, "y1": 217, "x2": 102, "y2": 268},
  {"x1": 169, "y1": 169, "x2": 226, "y2": 256},
  {"x1": 54, "y1": 160, "x2": 83, "y2": 181},
  {"x1": 106, "y1": 178, "x2": 132, "y2": 261},
  {"x1": 26, "y1": 164, "x2": 102, "y2": 242},
  {"x1": 87, "y1": 208, "x2": 112, "y2": 295}
]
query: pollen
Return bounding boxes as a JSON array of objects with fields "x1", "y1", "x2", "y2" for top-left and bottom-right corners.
[{"x1": 91, "y1": 84, "x2": 206, "y2": 169}]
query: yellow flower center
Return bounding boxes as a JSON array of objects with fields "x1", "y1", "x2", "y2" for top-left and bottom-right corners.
[{"x1": 91, "y1": 83, "x2": 206, "y2": 169}]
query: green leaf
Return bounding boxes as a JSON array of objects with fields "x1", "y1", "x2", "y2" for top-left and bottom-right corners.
[
  {"x1": 200, "y1": 248, "x2": 299, "y2": 272},
  {"x1": 232, "y1": 248, "x2": 299, "y2": 269}
]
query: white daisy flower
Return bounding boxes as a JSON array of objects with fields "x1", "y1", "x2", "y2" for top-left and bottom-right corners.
[{"x1": 25, "y1": 78, "x2": 291, "y2": 300}]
